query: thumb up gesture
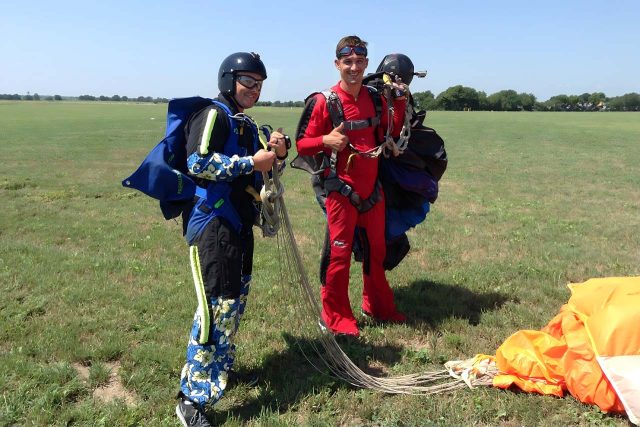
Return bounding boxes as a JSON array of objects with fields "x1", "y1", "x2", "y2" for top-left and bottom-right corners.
[{"x1": 322, "y1": 122, "x2": 349, "y2": 152}]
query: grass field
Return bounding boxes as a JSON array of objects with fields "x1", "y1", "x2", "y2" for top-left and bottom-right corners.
[{"x1": 1, "y1": 101, "x2": 638, "y2": 426}]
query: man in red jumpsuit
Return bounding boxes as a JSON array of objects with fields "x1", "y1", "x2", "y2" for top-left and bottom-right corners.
[{"x1": 296, "y1": 35, "x2": 408, "y2": 336}]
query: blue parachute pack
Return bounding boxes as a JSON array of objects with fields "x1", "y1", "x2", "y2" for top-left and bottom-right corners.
[
  {"x1": 122, "y1": 96, "x2": 261, "y2": 242},
  {"x1": 122, "y1": 96, "x2": 212, "y2": 219}
]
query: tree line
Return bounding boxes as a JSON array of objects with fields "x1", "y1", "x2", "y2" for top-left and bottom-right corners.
[
  {"x1": 1, "y1": 93, "x2": 62, "y2": 101},
  {"x1": 255, "y1": 100, "x2": 305, "y2": 108},
  {"x1": 1, "y1": 93, "x2": 169, "y2": 103},
  {"x1": 78, "y1": 95, "x2": 169, "y2": 103},
  {"x1": 255, "y1": 88, "x2": 640, "y2": 111},
  {"x1": 1, "y1": 94, "x2": 298, "y2": 106},
  {"x1": 412, "y1": 87, "x2": 640, "y2": 112},
  {"x1": 3, "y1": 89, "x2": 639, "y2": 111}
]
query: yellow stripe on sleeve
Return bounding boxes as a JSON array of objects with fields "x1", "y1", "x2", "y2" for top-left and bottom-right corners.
[{"x1": 199, "y1": 108, "x2": 218, "y2": 156}]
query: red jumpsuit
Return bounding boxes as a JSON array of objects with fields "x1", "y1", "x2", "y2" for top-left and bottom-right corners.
[{"x1": 296, "y1": 83, "x2": 407, "y2": 336}]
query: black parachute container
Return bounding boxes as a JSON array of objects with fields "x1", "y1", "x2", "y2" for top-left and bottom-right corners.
[{"x1": 358, "y1": 53, "x2": 448, "y2": 269}]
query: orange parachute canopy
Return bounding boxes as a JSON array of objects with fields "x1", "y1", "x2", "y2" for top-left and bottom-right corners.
[{"x1": 492, "y1": 277, "x2": 640, "y2": 424}]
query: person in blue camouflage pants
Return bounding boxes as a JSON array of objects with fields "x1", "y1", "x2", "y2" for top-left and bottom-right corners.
[{"x1": 175, "y1": 51, "x2": 288, "y2": 427}]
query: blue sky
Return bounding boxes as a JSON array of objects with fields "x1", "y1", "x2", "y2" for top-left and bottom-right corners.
[{"x1": 1, "y1": 0, "x2": 638, "y2": 102}]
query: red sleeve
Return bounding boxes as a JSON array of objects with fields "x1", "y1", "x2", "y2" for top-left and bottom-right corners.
[
  {"x1": 295, "y1": 93, "x2": 332, "y2": 156},
  {"x1": 380, "y1": 96, "x2": 407, "y2": 138}
]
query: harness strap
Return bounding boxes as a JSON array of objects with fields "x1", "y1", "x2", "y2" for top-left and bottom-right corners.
[
  {"x1": 318, "y1": 89, "x2": 384, "y2": 213},
  {"x1": 343, "y1": 117, "x2": 380, "y2": 131},
  {"x1": 323, "y1": 172, "x2": 382, "y2": 213},
  {"x1": 329, "y1": 149, "x2": 338, "y2": 172},
  {"x1": 323, "y1": 87, "x2": 382, "y2": 132},
  {"x1": 185, "y1": 101, "x2": 259, "y2": 243}
]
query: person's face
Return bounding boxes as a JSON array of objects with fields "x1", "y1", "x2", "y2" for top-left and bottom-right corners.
[
  {"x1": 233, "y1": 72, "x2": 264, "y2": 110},
  {"x1": 335, "y1": 53, "x2": 368, "y2": 86}
]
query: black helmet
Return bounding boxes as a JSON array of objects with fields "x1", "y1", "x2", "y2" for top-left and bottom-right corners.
[
  {"x1": 375, "y1": 53, "x2": 415, "y2": 85},
  {"x1": 218, "y1": 52, "x2": 267, "y2": 96}
]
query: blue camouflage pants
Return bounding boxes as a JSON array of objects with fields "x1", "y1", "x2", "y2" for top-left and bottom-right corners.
[
  {"x1": 180, "y1": 215, "x2": 254, "y2": 407},
  {"x1": 179, "y1": 276, "x2": 251, "y2": 406}
]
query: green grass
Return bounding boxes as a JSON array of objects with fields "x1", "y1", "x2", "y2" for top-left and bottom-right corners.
[{"x1": 1, "y1": 101, "x2": 638, "y2": 426}]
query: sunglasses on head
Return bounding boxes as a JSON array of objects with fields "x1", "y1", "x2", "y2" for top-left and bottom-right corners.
[
  {"x1": 236, "y1": 75, "x2": 263, "y2": 90},
  {"x1": 337, "y1": 45, "x2": 367, "y2": 58}
]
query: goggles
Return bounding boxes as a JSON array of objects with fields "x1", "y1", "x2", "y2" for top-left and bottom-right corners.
[
  {"x1": 236, "y1": 75, "x2": 263, "y2": 90},
  {"x1": 337, "y1": 45, "x2": 367, "y2": 58}
]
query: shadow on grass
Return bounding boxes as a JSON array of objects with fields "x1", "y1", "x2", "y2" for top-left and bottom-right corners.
[
  {"x1": 209, "y1": 332, "x2": 403, "y2": 423},
  {"x1": 208, "y1": 280, "x2": 513, "y2": 423},
  {"x1": 395, "y1": 279, "x2": 516, "y2": 327}
]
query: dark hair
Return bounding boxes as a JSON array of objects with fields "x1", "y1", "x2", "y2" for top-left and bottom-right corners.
[{"x1": 335, "y1": 35, "x2": 368, "y2": 58}]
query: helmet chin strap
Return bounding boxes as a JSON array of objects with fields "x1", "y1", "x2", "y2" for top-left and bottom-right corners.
[
  {"x1": 226, "y1": 89, "x2": 247, "y2": 112},
  {"x1": 232, "y1": 95, "x2": 246, "y2": 111}
]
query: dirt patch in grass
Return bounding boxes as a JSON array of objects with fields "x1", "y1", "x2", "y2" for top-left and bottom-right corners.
[
  {"x1": 397, "y1": 334, "x2": 440, "y2": 352},
  {"x1": 73, "y1": 363, "x2": 91, "y2": 381},
  {"x1": 365, "y1": 360, "x2": 389, "y2": 376},
  {"x1": 337, "y1": 417, "x2": 366, "y2": 427},
  {"x1": 73, "y1": 361, "x2": 137, "y2": 406}
]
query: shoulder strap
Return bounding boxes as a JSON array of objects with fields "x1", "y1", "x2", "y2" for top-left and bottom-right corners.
[
  {"x1": 210, "y1": 100, "x2": 261, "y2": 193},
  {"x1": 210, "y1": 100, "x2": 242, "y2": 157},
  {"x1": 210, "y1": 99, "x2": 232, "y2": 116},
  {"x1": 365, "y1": 85, "x2": 383, "y2": 143},
  {"x1": 211, "y1": 100, "x2": 259, "y2": 142},
  {"x1": 325, "y1": 87, "x2": 382, "y2": 132},
  {"x1": 299, "y1": 90, "x2": 342, "y2": 128},
  {"x1": 365, "y1": 85, "x2": 383, "y2": 123},
  {"x1": 322, "y1": 90, "x2": 344, "y2": 129}
]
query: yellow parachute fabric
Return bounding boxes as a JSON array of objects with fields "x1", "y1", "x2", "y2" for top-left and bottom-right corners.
[{"x1": 492, "y1": 277, "x2": 640, "y2": 424}]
